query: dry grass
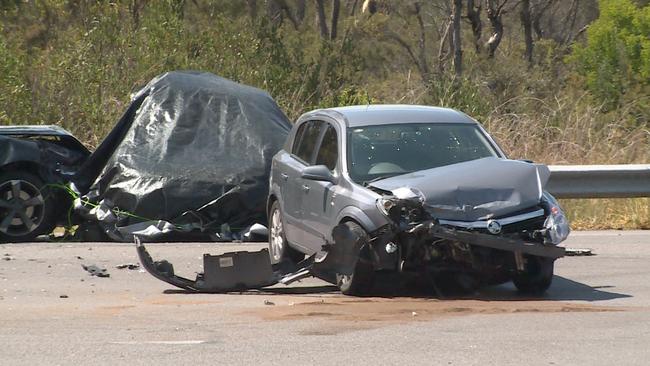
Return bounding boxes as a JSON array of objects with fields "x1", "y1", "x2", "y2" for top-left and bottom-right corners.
[{"x1": 562, "y1": 198, "x2": 650, "y2": 230}]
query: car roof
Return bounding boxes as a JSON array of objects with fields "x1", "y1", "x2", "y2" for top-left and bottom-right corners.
[
  {"x1": 0, "y1": 125, "x2": 74, "y2": 137},
  {"x1": 299, "y1": 105, "x2": 476, "y2": 127}
]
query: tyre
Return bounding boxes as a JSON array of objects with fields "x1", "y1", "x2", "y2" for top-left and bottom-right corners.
[
  {"x1": 268, "y1": 200, "x2": 304, "y2": 270},
  {"x1": 513, "y1": 255, "x2": 555, "y2": 294},
  {"x1": 335, "y1": 221, "x2": 375, "y2": 296},
  {"x1": 0, "y1": 171, "x2": 57, "y2": 242}
]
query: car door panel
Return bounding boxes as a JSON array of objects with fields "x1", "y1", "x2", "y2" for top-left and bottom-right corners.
[
  {"x1": 300, "y1": 123, "x2": 341, "y2": 253},
  {"x1": 282, "y1": 120, "x2": 324, "y2": 252}
]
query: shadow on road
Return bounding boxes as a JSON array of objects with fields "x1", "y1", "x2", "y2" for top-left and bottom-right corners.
[
  {"x1": 475, "y1": 275, "x2": 632, "y2": 302},
  {"x1": 162, "y1": 275, "x2": 630, "y2": 302}
]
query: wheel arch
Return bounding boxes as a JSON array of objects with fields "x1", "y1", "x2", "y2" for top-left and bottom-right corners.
[{"x1": 336, "y1": 206, "x2": 381, "y2": 234}]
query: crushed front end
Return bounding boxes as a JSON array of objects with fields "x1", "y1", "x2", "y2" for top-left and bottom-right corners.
[{"x1": 364, "y1": 186, "x2": 569, "y2": 292}]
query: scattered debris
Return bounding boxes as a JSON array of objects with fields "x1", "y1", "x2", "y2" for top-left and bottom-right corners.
[
  {"x1": 116, "y1": 263, "x2": 140, "y2": 270},
  {"x1": 59, "y1": 295, "x2": 68, "y2": 298},
  {"x1": 565, "y1": 248, "x2": 594, "y2": 256},
  {"x1": 264, "y1": 300, "x2": 275, "y2": 306},
  {"x1": 76, "y1": 256, "x2": 84, "y2": 260},
  {"x1": 81, "y1": 264, "x2": 110, "y2": 278},
  {"x1": 411, "y1": 311, "x2": 418, "y2": 317},
  {"x1": 2, "y1": 256, "x2": 12, "y2": 261}
]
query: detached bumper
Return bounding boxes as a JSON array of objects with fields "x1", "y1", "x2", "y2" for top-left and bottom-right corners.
[{"x1": 136, "y1": 240, "x2": 278, "y2": 292}]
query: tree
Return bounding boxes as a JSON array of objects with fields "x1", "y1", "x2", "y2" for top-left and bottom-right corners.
[
  {"x1": 569, "y1": 0, "x2": 650, "y2": 108},
  {"x1": 485, "y1": 0, "x2": 508, "y2": 58},
  {"x1": 465, "y1": 0, "x2": 482, "y2": 53},
  {"x1": 452, "y1": 0, "x2": 463, "y2": 76},
  {"x1": 521, "y1": 0, "x2": 533, "y2": 65}
]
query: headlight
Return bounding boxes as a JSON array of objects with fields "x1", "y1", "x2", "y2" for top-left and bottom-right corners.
[
  {"x1": 376, "y1": 197, "x2": 396, "y2": 216},
  {"x1": 542, "y1": 193, "x2": 571, "y2": 245}
]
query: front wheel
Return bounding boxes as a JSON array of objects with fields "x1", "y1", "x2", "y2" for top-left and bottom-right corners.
[
  {"x1": 0, "y1": 171, "x2": 57, "y2": 242},
  {"x1": 513, "y1": 256, "x2": 555, "y2": 294},
  {"x1": 335, "y1": 221, "x2": 375, "y2": 296}
]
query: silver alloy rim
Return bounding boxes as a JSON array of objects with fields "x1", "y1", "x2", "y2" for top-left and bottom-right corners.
[
  {"x1": 0, "y1": 179, "x2": 45, "y2": 237},
  {"x1": 269, "y1": 208, "x2": 284, "y2": 263}
]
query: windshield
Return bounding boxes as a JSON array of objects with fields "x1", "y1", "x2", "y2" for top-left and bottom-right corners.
[{"x1": 347, "y1": 123, "x2": 499, "y2": 184}]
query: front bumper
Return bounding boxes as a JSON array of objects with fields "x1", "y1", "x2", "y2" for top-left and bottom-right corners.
[{"x1": 412, "y1": 221, "x2": 565, "y2": 259}]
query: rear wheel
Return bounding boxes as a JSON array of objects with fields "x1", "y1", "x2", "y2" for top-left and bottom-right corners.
[
  {"x1": 335, "y1": 221, "x2": 375, "y2": 296},
  {"x1": 0, "y1": 171, "x2": 57, "y2": 242},
  {"x1": 268, "y1": 201, "x2": 304, "y2": 270},
  {"x1": 513, "y1": 256, "x2": 555, "y2": 294}
]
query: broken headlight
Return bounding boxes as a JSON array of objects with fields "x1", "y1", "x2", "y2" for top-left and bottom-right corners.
[
  {"x1": 376, "y1": 187, "x2": 426, "y2": 224},
  {"x1": 541, "y1": 192, "x2": 570, "y2": 245}
]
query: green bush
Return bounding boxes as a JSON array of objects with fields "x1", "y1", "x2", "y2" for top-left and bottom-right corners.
[{"x1": 569, "y1": 0, "x2": 650, "y2": 111}]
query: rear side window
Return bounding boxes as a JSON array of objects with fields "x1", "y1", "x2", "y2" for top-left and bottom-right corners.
[
  {"x1": 315, "y1": 124, "x2": 338, "y2": 171},
  {"x1": 292, "y1": 121, "x2": 323, "y2": 164}
]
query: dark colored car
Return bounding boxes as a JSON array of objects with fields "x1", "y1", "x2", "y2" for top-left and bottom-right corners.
[
  {"x1": 0, "y1": 126, "x2": 90, "y2": 242},
  {"x1": 268, "y1": 105, "x2": 570, "y2": 295}
]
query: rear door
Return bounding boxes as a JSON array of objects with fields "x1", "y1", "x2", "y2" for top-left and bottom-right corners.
[{"x1": 281, "y1": 120, "x2": 324, "y2": 251}]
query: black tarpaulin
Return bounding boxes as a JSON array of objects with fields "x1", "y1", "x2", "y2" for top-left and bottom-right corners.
[{"x1": 72, "y1": 71, "x2": 291, "y2": 241}]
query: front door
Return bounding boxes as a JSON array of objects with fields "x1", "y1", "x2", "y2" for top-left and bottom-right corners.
[{"x1": 299, "y1": 122, "x2": 340, "y2": 253}]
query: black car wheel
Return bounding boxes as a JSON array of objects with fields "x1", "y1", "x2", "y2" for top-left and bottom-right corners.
[
  {"x1": 335, "y1": 221, "x2": 375, "y2": 296},
  {"x1": 268, "y1": 200, "x2": 304, "y2": 270},
  {"x1": 513, "y1": 255, "x2": 555, "y2": 294},
  {"x1": 0, "y1": 171, "x2": 56, "y2": 242}
]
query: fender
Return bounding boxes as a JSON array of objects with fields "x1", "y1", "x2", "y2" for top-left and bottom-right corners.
[{"x1": 336, "y1": 205, "x2": 387, "y2": 234}]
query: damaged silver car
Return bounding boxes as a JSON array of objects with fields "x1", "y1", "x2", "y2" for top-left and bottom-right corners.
[{"x1": 268, "y1": 105, "x2": 570, "y2": 295}]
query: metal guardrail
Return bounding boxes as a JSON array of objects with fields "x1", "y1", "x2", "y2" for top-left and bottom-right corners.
[{"x1": 547, "y1": 164, "x2": 650, "y2": 198}]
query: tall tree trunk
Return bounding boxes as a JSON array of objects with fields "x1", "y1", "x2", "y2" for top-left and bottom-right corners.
[
  {"x1": 466, "y1": 0, "x2": 482, "y2": 53},
  {"x1": 330, "y1": 0, "x2": 340, "y2": 39},
  {"x1": 315, "y1": 0, "x2": 329, "y2": 38},
  {"x1": 521, "y1": 0, "x2": 533, "y2": 65},
  {"x1": 246, "y1": 0, "x2": 258, "y2": 20},
  {"x1": 486, "y1": 0, "x2": 508, "y2": 58},
  {"x1": 348, "y1": 0, "x2": 359, "y2": 16},
  {"x1": 266, "y1": 0, "x2": 283, "y2": 27},
  {"x1": 275, "y1": 0, "x2": 300, "y2": 30},
  {"x1": 296, "y1": 0, "x2": 306, "y2": 23},
  {"x1": 531, "y1": 0, "x2": 555, "y2": 39},
  {"x1": 414, "y1": 2, "x2": 429, "y2": 80},
  {"x1": 437, "y1": 20, "x2": 452, "y2": 75},
  {"x1": 131, "y1": 0, "x2": 147, "y2": 29},
  {"x1": 452, "y1": 0, "x2": 463, "y2": 77}
]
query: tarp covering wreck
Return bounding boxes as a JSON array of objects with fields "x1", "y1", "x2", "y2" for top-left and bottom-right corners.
[{"x1": 72, "y1": 71, "x2": 292, "y2": 241}]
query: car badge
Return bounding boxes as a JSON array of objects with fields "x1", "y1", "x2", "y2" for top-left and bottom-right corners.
[{"x1": 486, "y1": 219, "x2": 502, "y2": 234}]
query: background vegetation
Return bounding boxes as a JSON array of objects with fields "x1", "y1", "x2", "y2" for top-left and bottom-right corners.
[{"x1": 1, "y1": 0, "x2": 648, "y2": 229}]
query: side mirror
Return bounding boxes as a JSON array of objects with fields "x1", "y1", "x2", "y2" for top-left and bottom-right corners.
[{"x1": 301, "y1": 165, "x2": 338, "y2": 184}]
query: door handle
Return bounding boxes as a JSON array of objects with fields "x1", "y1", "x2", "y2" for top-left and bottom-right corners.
[
  {"x1": 302, "y1": 184, "x2": 310, "y2": 192},
  {"x1": 280, "y1": 173, "x2": 289, "y2": 181}
]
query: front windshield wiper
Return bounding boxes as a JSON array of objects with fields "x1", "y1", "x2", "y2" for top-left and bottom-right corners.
[{"x1": 362, "y1": 173, "x2": 408, "y2": 186}]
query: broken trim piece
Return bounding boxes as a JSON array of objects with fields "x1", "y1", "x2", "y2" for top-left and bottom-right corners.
[{"x1": 414, "y1": 222, "x2": 566, "y2": 259}]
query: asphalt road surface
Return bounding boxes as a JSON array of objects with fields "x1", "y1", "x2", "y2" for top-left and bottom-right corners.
[{"x1": 1, "y1": 231, "x2": 649, "y2": 366}]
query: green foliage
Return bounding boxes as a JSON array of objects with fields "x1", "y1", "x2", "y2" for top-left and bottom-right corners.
[
  {"x1": 568, "y1": 0, "x2": 650, "y2": 110},
  {"x1": 0, "y1": 31, "x2": 31, "y2": 124}
]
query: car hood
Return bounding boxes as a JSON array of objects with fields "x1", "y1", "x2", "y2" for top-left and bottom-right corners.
[{"x1": 368, "y1": 157, "x2": 551, "y2": 221}]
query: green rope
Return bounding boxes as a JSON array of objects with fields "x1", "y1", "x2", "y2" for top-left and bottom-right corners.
[{"x1": 44, "y1": 183, "x2": 251, "y2": 233}]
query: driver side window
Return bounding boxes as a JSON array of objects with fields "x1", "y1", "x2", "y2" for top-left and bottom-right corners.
[{"x1": 292, "y1": 121, "x2": 323, "y2": 165}]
